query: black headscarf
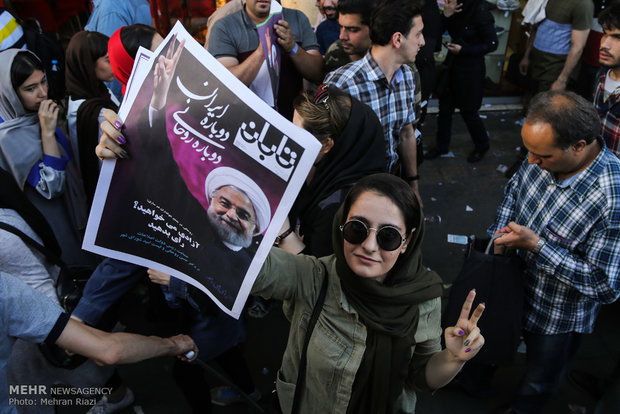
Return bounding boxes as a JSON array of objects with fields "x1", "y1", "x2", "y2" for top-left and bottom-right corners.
[
  {"x1": 0, "y1": 167, "x2": 61, "y2": 257},
  {"x1": 66, "y1": 31, "x2": 119, "y2": 203},
  {"x1": 330, "y1": 178, "x2": 443, "y2": 413},
  {"x1": 289, "y1": 96, "x2": 387, "y2": 242}
]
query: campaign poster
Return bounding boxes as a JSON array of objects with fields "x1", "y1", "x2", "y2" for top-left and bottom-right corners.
[{"x1": 83, "y1": 22, "x2": 320, "y2": 318}]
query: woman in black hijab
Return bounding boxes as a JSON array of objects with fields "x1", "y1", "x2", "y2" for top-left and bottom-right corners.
[
  {"x1": 426, "y1": 0, "x2": 498, "y2": 163},
  {"x1": 280, "y1": 85, "x2": 388, "y2": 257}
]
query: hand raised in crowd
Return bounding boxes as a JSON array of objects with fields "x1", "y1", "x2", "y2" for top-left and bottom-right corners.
[
  {"x1": 444, "y1": 289, "x2": 485, "y2": 361},
  {"x1": 274, "y1": 19, "x2": 296, "y2": 53},
  {"x1": 443, "y1": 0, "x2": 463, "y2": 18},
  {"x1": 38, "y1": 99, "x2": 59, "y2": 139},
  {"x1": 151, "y1": 35, "x2": 186, "y2": 110},
  {"x1": 493, "y1": 221, "x2": 540, "y2": 251},
  {"x1": 96, "y1": 109, "x2": 129, "y2": 160},
  {"x1": 147, "y1": 268, "x2": 171, "y2": 286}
]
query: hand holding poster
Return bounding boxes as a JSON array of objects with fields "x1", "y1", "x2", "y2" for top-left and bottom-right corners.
[{"x1": 84, "y1": 22, "x2": 321, "y2": 318}]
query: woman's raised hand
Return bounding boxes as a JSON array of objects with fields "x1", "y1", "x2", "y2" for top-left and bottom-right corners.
[
  {"x1": 96, "y1": 109, "x2": 129, "y2": 160},
  {"x1": 444, "y1": 289, "x2": 485, "y2": 361},
  {"x1": 443, "y1": 0, "x2": 463, "y2": 18},
  {"x1": 151, "y1": 35, "x2": 186, "y2": 110},
  {"x1": 38, "y1": 99, "x2": 59, "y2": 139}
]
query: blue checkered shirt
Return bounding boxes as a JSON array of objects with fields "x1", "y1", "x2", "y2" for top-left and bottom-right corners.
[
  {"x1": 325, "y1": 52, "x2": 416, "y2": 172},
  {"x1": 488, "y1": 144, "x2": 620, "y2": 334}
]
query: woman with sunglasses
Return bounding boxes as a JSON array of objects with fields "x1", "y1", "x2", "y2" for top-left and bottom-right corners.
[{"x1": 251, "y1": 173, "x2": 485, "y2": 413}]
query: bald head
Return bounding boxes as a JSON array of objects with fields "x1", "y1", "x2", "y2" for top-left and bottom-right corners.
[{"x1": 525, "y1": 90, "x2": 600, "y2": 150}]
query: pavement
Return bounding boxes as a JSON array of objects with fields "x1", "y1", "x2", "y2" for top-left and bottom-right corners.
[{"x1": 59, "y1": 109, "x2": 620, "y2": 413}]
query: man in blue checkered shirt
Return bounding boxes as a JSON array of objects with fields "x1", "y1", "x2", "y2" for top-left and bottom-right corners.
[
  {"x1": 325, "y1": 0, "x2": 424, "y2": 202},
  {"x1": 489, "y1": 91, "x2": 620, "y2": 414}
]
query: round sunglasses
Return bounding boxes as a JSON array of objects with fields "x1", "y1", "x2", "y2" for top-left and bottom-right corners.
[{"x1": 339, "y1": 219, "x2": 407, "y2": 251}]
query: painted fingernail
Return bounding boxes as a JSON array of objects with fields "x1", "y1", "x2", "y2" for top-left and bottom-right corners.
[
  {"x1": 472, "y1": 288, "x2": 476, "y2": 292},
  {"x1": 120, "y1": 150, "x2": 130, "y2": 159},
  {"x1": 114, "y1": 120, "x2": 122, "y2": 129},
  {"x1": 481, "y1": 302, "x2": 486, "y2": 307},
  {"x1": 117, "y1": 135, "x2": 126, "y2": 145},
  {"x1": 458, "y1": 330, "x2": 465, "y2": 336},
  {"x1": 464, "y1": 340, "x2": 471, "y2": 346},
  {"x1": 114, "y1": 153, "x2": 120, "y2": 159},
  {"x1": 465, "y1": 348, "x2": 471, "y2": 353}
]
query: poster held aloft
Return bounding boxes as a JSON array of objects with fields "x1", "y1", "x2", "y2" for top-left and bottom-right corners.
[{"x1": 83, "y1": 22, "x2": 320, "y2": 318}]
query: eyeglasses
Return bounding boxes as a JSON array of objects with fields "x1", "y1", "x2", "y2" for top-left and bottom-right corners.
[{"x1": 339, "y1": 219, "x2": 407, "y2": 251}]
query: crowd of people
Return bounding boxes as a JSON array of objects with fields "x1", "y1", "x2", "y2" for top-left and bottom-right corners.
[{"x1": 1, "y1": 0, "x2": 620, "y2": 413}]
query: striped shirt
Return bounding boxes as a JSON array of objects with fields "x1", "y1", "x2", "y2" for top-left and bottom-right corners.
[
  {"x1": 325, "y1": 52, "x2": 416, "y2": 172},
  {"x1": 488, "y1": 143, "x2": 620, "y2": 334}
]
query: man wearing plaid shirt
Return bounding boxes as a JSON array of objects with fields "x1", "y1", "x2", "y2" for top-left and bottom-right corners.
[
  {"x1": 489, "y1": 91, "x2": 620, "y2": 414},
  {"x1": 594, "y1": 4, "x2": 620, "y2": 157},
  {"x1": 325, "y1": 0, "x2": 424, "y2": 202}
]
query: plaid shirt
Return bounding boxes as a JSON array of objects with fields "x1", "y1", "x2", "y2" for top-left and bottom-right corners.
[
  {"x1": 325, "y1": 52, "x2": 416, "y2": 172},
  {"x1": 488, "y1": 144, "x2": 620, "y2": 334},
  {"x1": 594, "y1": 69, "x2": 620, "y2": 157}
]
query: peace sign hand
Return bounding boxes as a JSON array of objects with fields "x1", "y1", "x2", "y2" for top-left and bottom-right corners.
[
  {"x1": 444, "y1": 289, "x2": 485, "y2": 361},
  {"x1": 151, "y1": 35, "x2": 186, "y2": 110}
]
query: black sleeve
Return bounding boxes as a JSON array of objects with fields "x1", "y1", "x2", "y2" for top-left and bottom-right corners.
[{"x1": 44, "y1": 312, "x2": 70, "y2": 345}]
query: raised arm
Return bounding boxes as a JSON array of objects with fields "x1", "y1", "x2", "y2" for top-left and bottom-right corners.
[{"x1": 274, "y1": 19, "x2": 324, "y2": 84}]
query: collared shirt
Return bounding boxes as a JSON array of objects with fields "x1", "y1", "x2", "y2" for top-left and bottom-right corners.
[
  {"x1": 594, "y1": 69, "x2": 620, "y2": 157},
  {"x1": 488, "y1": 144, "x2": 620, "y2": 334},
  {"x1": 84, "y1": 0, "x2": 153, "y2": 37},
  {"x1": 252, "y1": 249, "x2": 441, "y2": 414},
  {"x1": 325, "y1": 52, "x2": 416, "y2": 172}
]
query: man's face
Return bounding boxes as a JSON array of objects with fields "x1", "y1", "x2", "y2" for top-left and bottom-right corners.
[
  {"x1": 521, "y1": 120, "x2": 579, "y2": 176},
  {"x1": 339, "y1": 13, "x2": 371, "y2": 57},
  {"x1": 599, "y1": 25, "x2": 620, "y2": 68},
  {"x1": 399, "y1": 15, "x2": 425, "y2": 64},
  {"x1": 322, "y1": 0, "x2": 338, "y2": 20},
  {"x1": 245, "y1": 0, "x2": 271, "y2": 20},
  {"x1": 207, "y1": 186, "x2": 257, "y2": 248}
]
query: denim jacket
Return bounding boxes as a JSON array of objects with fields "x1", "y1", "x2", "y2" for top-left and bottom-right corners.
[{"x1": 252, "y1": 248, "x2": 442, "y2": 414}]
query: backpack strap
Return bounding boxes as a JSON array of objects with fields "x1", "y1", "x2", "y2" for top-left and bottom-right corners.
[{"x1": 290, "y1": 266, "x2": 329, "y2": 413}]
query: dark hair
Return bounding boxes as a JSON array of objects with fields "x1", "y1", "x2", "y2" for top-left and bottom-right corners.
[
  {"x1": 341, "y1": 173, "x2": 419, "y2": 234},
  {"x1": 120, "y1": 24, "x2": 158, "y2": 58},
  {"x1": 86, "y1": 31, "x2": 110, "y2": 61},
  {"x1": 337, "y1": 0, "x2": 375, "y2": 26},
  {"x1": 370, "y1": 0, "x2": 424, "y2": 46},
  {"x1": 293, "y1": 86, "x2": 351, "y2": 143},
  {"x1": 598, "y1": 3, "x2": 620, "y2": 32},
  {"x1": 526, "y1": 90, "x2": 601, "y2": 149},
  {"x1": 10, "y1": 51, "x2": 43, "y2": 92}
]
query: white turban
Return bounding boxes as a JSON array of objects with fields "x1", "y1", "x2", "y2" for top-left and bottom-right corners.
[{"x1": 205, "y1": 167, "x2": 271, "y2": 232}]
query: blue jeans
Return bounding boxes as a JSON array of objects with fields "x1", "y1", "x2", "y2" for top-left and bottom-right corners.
[
  {"x1": 72, "y1": 258, "x2": 145, "y2": 326},
  {"x1": 511, "y1": 330, "x2": 583, "y2": 414}
]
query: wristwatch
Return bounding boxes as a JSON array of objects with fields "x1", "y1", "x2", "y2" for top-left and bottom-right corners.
[{"x1": 532, "y1": 237, "x2": 546, "y2": 255}]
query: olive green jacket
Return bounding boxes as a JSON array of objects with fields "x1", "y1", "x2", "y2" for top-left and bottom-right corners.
[{"x1": 252, "y1": 248, "x2": 442, "y2": 414}]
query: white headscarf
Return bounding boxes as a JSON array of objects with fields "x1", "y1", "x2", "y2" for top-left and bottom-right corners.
[{"x1": 0, "y1": 48, "x2": 43, "y2": 188}]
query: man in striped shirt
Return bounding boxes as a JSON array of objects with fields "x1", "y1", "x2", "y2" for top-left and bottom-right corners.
[{"x1": 490, "y1": 90, "x2": 620, "y2": 414}]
